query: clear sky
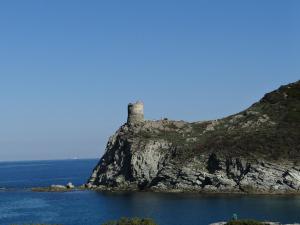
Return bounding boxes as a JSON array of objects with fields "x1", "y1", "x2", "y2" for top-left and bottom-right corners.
[{"x1": 0, "y1": 0, "x2": 299, "y2": 161}]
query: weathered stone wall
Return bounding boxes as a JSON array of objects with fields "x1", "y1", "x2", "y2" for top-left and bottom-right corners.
[{"x1": 127, "y1": 101, "x2": 144, "y2": 124}]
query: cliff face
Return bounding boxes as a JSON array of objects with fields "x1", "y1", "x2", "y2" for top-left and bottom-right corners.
[{"x1": 87, "y1": 81, "x2": 300, "y2": 193}]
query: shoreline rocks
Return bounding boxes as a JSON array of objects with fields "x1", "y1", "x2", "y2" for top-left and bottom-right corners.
[
  {"x1": 31, "y1": 182, "x2": 77, "y2": 192},
  {"x1": 66, "y1": 182, "x2": 75, "y2": 189}
]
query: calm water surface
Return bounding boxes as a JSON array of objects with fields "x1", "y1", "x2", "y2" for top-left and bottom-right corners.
[{"x1": 0, "y1": 159, "x2": 299, "y2": 225}]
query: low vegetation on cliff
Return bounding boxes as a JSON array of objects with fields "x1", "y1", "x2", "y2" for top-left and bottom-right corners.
[
  {"x1": 103, "y1": 217, "x2": 157, "y2": 225},
  {"x1": 225, "y1": 220, "x2": 265, "y2": 225}
]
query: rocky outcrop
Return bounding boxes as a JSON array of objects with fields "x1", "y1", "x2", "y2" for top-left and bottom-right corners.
[
  {"x1": 87, "y1": 81, "x2": 300, "y2": 193},
  {"x1": 31, "y1": 182, "x2": 76, "y2": 192}
]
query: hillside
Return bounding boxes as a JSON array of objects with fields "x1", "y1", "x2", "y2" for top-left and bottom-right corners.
[{"x1": 87, "y1": 80, "x2": 300, "y2": 193}]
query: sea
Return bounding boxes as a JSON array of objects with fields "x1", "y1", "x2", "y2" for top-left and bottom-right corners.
[{"x1": 0, "y1": 159, "x2": 299, "y2": 225}]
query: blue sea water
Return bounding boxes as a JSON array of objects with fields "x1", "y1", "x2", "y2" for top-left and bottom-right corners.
[{"x1": 0, "y1": 159, "x2": 299, "y2": 225}]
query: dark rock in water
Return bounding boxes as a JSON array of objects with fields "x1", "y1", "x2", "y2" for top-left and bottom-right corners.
[{"x1": 87, "y1": 81, "x2": 300, "y2": 193}]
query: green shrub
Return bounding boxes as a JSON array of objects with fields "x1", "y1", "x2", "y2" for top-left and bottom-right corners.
[
  {"x1": 10, "y1": 218, "x2": 157, "y2": 225},
  {"x1": 226, "y1": 219, "x2": 264, "y2": 225},
  {"x1": 102, "y1": 217, "x2": 157, "y2": 225}
]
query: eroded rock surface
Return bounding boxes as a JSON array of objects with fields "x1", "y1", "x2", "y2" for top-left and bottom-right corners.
[{"x1": 87, "y1": 81, "x2": 300, "y2": 193}]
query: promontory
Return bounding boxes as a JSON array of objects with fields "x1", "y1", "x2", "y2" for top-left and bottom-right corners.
[{"x1": 87, "y1": 80, "x2": 300, "y2": 193}]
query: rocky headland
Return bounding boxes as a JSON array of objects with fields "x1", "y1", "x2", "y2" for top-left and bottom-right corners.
[{"x1": 87, "y1": 81, "x2": 300, "y2": 194}]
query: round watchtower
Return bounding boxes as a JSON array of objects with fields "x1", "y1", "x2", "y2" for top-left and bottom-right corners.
[{"x1": 127, "y1": 101, "x2": 144, "y2": 124}]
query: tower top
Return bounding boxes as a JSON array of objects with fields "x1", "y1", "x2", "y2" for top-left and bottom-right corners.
[{"x1": 127, "y1": 101, "x2": 144, "y2": 124}]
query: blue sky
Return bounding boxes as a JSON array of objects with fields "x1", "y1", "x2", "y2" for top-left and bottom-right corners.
[{"x1": 0, "y1": 0, "x2": 299, "y2": 161}]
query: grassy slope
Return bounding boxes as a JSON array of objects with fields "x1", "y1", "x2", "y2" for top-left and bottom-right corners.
[{"x1": 135, "y1": 80, "x2": 300, "y2": 163}]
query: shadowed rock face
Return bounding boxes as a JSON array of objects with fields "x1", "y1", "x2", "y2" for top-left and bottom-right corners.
[{"x1": 87, "y1": 81, "x2": 300, "y2": 193}]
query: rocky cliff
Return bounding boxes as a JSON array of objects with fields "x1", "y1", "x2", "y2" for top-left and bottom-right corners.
[{"x1": 87, "y1": 81, "x2": 300, "y2": 193}]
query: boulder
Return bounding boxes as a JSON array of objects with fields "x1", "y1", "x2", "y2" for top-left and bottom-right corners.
[{"x1": 66, "y1": 182, "x2": 75, "y2": 189}]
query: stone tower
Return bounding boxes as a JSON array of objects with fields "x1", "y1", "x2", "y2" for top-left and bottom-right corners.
[{"x1": 127, "y1": 101, "x2": 144, "y2": 124}]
